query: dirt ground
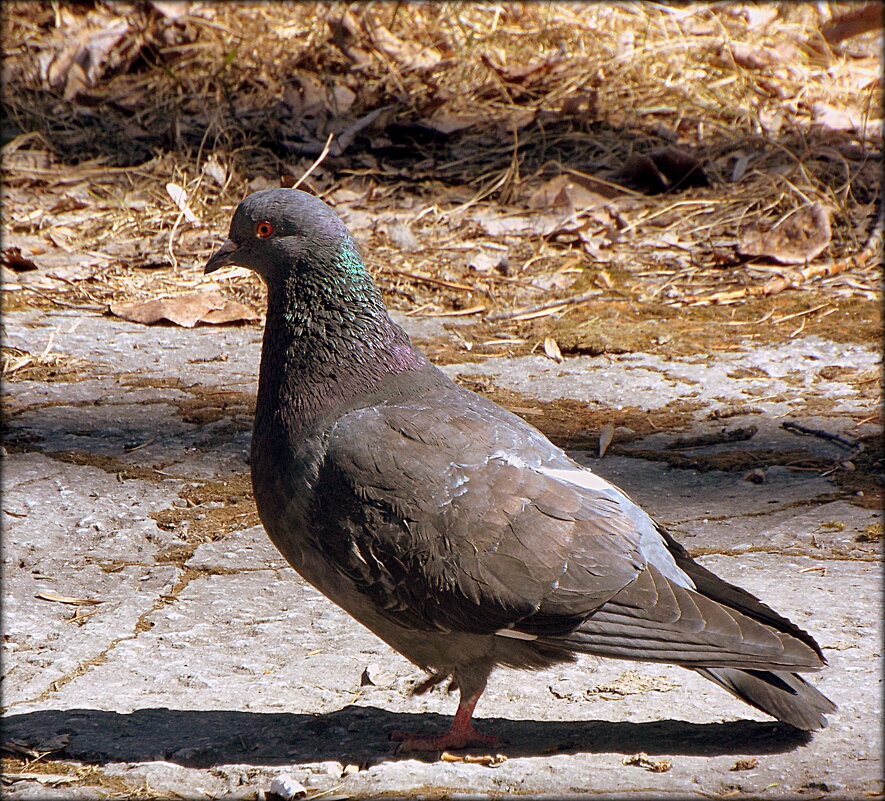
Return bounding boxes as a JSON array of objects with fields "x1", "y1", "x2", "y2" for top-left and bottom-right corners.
[{"x1": 2, "y1": 2, "x2": 883, "y2": 797}]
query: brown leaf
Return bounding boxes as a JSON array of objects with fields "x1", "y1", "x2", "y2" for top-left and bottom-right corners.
[
  {"x1": 2, "y1": 247, "x2": 39, "y2": 272},
  {"x1": 742, "y1": 468, "x2": 767, "y2": 484},
  {"x1": 812, "y1": 102, "x2": 875, "y2": 135},
  {"x1": 43, "y1": 13, "x2": 132, "y2": 99},
  {"x1": 165, "y1": 183, "x2": 198, "y2": 223},
  {"x1": 480, "y1": 51, "x2": 564, "y2": 83},
  {"x1": 149, "y1": 1, "x2": 191, "y2": 21},
  {"x1": 598, "y1": 423, "x2": 615, "y2": 458},
  {"x1": 109, "y1": 289, "x2": 258, "y2": 328},
  {"x1": 742, "y1": 6, "x2": 779, "y2": 30},
  {"x1": 527, "y1": 174, "x2": 610, "y2": 212},
  {"x1": 468, "y1": 249, "x2": 508, "y2": 273},
  {"x1": 284, "y1": 72, "x2": 328, "y2": 117},
  {"x1": 725, "y1": 41, "x2": 797, "y2": 71},
  {"x1": 622, "y1": 752, "x2": 672, "y2": 772},
  {"x1": 497, "y1": 107, "x2": 537, "y2": 132},
  {"x1": 35, "y1": 590, "x2": 102, "y2": 606},
  {"x1": 423, "y1": 111, "x2": 486, "y2": 135},
  {"x1": 543, "y1": 337, "x2": 563, "y2": 363},
  {"x1": 739, "y1": 204, "x2": 833, "y2": 264},
  {"x1": 387, "y1": 220, "x2": 419, "y2": 252},
  {"x1": 368, "y1": 24, "x2": 441, "y2": 71},
  {"x1": 471, "y1": 207, "x2": 575, "y2": 238},
  {"x1": 821, "y1": 3, "x2": 884, "y2": 45}
]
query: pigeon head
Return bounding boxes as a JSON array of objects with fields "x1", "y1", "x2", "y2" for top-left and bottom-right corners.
[
  {"x1": 205, "y1": 188, "x2": 367, "y2": 290},
  {"x1": 206, "y1": 188, "x2": 423, "y2": 392}
]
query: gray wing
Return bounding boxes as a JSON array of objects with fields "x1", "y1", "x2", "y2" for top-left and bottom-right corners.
[
  {"x1": 309, "y1": 394, "x2": 645, "y2": 637},
  {"x1": 309, "y1": 385, "x2": 826, "y2": 674}
]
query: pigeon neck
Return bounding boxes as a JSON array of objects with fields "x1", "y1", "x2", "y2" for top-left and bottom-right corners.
[{"x1": 256, "y1": 242, "x2": 426, "y2": 437}]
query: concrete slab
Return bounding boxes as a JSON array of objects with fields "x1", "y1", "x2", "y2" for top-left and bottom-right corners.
[{"x1": 2, "y1": 310, "x2": 881, "y2": 799}]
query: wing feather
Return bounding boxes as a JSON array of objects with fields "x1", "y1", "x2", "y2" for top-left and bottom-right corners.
[{"x1": 310, "y1": 397, "x2": 645, "y2": 636}]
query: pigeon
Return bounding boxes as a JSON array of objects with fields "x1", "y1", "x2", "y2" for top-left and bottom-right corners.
[{"x1": 206, "y1": 188, "x2": 835, "y2": 751}]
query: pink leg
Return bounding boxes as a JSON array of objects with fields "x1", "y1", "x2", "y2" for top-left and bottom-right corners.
[{"x1": 390, "y1": 689, "x2": 501, "y2": 752}]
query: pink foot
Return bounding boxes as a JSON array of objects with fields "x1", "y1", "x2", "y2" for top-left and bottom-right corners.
[
  {"x1": 392, "y1": 685, "x2": 500, "y2": 752},
  {"x1": 390, "y1": 726, "x2": 501, "y2": 752}
]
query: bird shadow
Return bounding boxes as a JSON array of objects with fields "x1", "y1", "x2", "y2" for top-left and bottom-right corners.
[{"x1": 3, "y1": 705, "x2": 812, "y2": 768}]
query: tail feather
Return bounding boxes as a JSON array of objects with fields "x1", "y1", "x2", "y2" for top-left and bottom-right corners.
[
  {"x1": 695, "y1": 667, "x2": 836, "y2": 731},
  {"x1": 547, "y1": 565, "x2": 824, "y2": 671}
]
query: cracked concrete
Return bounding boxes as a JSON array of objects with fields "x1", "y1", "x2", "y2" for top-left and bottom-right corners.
[{"x1": 2, "y1": 309, "x2": 882, "y2": 800}]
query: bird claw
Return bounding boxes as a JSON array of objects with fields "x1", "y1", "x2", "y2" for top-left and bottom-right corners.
[{"x1": 390, "y1": 727, "x2": 501, "y2": 752}]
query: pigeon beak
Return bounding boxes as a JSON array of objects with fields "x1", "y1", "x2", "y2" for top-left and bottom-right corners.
[{"x1": 205, "y1": 238, "x2": 240, "y2": 274}]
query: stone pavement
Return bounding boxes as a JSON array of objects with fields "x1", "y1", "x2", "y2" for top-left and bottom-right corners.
[{"x1": 2, "y1": 308, "x2": 882, "y2": 800}]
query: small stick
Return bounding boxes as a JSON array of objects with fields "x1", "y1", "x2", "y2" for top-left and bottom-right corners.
[
  {"x1": 386, "y1": 268, "x2": 475, "y2": 291},
  {"x1": 486, "y1": 291, "x2": 601, "y2": 322},
  {"x1": 781, "y1": 421, "x2": 864, "y2": 454},
  {"x1": 665, "y1": 425, "x2": 758, "y2": 450},
  {"x1": 293, "y1": 133, "x2": 334, "y2": 190}
]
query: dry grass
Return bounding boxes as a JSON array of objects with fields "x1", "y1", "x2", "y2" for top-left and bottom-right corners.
[{"x1": 2, "y1": 2, "x2": 882, "y2": 329}]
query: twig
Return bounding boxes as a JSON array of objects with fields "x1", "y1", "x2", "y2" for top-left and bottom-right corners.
[
  {"x1": 665, "y1": 425, "x2": 758, "y2": 450},
  {"x1": 386, "y1": 268, "x2": 475, "y2": 291},
  {"x1": 772, "y1": 303, "x2": 833, "y2": 324},
  {"x1": 293, "y1": 133, "x2": 334, "y2": 190},
  {"x1": 486, "y1": 291, "x2": 601, "y2": 322},
  {"x1": 332, "y1": 105, "x2": 394, "y2": 156},
  {"x1": 421, "y1": 304, "x2": 486, "y2": 317},
  {"x1": 781, "y1": 422, "x2": 864, "y2": 455}
]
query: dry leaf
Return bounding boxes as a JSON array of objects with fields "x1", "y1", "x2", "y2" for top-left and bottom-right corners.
[
  {"x1": 497, "y1": 107, "x2": 537, "y2": 131},
  {"x1": 742, "y1": 6, "x2": 779, "y2": 29},
  {"x1": 622, "y1": 752, "x2": 672, "y2": 772},
  {"x1": 40, "y1": 9, "x2": 136, "y2": 99},
  {"x1": 468, "y1": 249, "x2": 508, "y2": 273},
  {"x1": 739, "y1": 204, "x2": 832, "y2": 264},
  {"x1": 530, "y1": 272, "x2": 577, "y2": 292},
  {"x1": 330, "y1": 83, "x2": 357, "y2": 113},
  {"x1": 165, "y1": 182, "x2": 198, "y2": 223},
  {"x1": 201, "y1": 157, "x2": 227, "y2": 187},
  {"x1": 726, "y1": 41, "x2": 798, "y2": 71},
  {"x1": 2, "y1": 246, "x2": 39, "y2": 272},
  {"x1": 589, "y1": 669, "x2": 678, "y2": 698},
  {"x1": 731, "y1": 151, "x2": 751, "y2": 181},
  {"x1": 440, "y1": 751, "x2": 507, "y2": 767},
  {"x1": 149, "y1": 1, "x2": 191, "y2": 20},
  {"x1": 368, "y1": 24, "x2": 441, "y2": 71},
  {"x1": 387, "y1": 220, "x2": 418, "y2": 252},
  {"x1": 423, "y1": 111, "x2": 486, "y2": 135},
  {"x1": 598, "y1": 423, "x2": 615, "y2": 458},
  {"x1": 480, "y1": 50, "x2": 563, "y2": 83},
  {"x1": 543, "y1": 337, "x2": 563, "y2": 363},
  {"x1": 527, "y1": 174, "x2": 610, "y2": 212},
  {"x1": 812, "y1": 102, "x2": 875, "y2": 135},
  {"x1": 471, "y1": 208, "x2": 572, "y2": 238},
  {"x1": 109, "y1": 288, "x2": 258, "y2": 328},
  {"x1": 35, "y1": 590, "x2": 102, "y2": 606},
  {"x1": 821, "y1": 3, "x2": 884, "y2": 45}
]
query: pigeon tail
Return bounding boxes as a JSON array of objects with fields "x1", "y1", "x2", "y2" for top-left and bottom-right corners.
[
  {"x1": 694, "y1": 667, "x2": 836, "y2": 730},
  {"x1": 547, "y1": 564, "x2": 827, "y2": 672}
]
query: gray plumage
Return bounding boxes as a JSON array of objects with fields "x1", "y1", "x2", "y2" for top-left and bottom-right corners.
[{"x1": 206, "y1": 188, "x2": 835, "y2": 749}]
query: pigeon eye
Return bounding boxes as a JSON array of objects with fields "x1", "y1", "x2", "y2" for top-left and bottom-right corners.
[{"x1": 255, "y1": 221, "x2": 274, "y2": 238}]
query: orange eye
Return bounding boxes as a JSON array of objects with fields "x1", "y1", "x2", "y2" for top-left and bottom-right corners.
[{"x1": 255, "y1": 221, "x2": 274, "y2": 238}]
